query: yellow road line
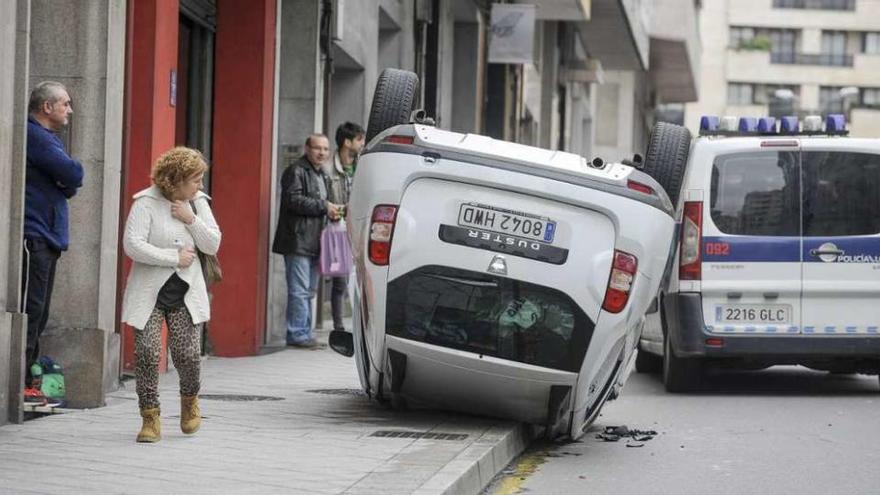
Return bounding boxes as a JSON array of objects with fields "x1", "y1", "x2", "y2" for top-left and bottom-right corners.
[{"x1": 491, "y1": 451, "x2": 548, "y2": 495}]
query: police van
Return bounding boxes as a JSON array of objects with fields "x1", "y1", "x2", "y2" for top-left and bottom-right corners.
[{"x1": 638, "y1": 114, "x2": 880, "y2": 392}]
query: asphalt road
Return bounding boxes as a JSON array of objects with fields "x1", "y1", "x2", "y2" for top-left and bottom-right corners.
[{"x1": 486, "y1": 365, "x2": 880, "y2": 495}]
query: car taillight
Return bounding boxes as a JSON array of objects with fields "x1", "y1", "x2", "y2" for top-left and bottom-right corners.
[
  {"x1": 602, "y1": 250, "x2": 638, "y2": 313},
  {"x1": 383, "y1": 135, "x2": 414, "y2": 145},
  {"x1": 627, "y1": 180, "x2": 654, "y2": 196},
  {"x1": 368, "y1": 205, "x2": 398, "y2": 265},
  {"x1": 679, "y1": 201, "x2": 702, "y2": 280}
]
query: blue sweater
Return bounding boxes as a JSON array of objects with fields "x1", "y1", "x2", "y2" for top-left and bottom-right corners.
[{"x1": 25, "y1": 117, "x2": 84, "y2": 251}]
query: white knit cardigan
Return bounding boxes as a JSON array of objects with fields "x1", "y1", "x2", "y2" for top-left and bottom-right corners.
[{"x1": 121, "y1": 186, "x2": 222, "y2": 330}]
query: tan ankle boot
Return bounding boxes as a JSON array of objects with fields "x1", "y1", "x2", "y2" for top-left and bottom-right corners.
[
  {"x1": 181, "y1": 395, "x2": 201, "y2": 434},
  {"x1": 136, "y1": 407, "x2": 161, "y2": 443}
]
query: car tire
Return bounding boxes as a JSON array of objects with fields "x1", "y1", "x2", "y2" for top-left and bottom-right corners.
[
  {"x1": 643, "y1": 122, "x2": 692, "y2": 207},
  {"x1": 366, "y1": 68, "x2": 420, "y2": 143},
  {"x1": 635, "y1": 346, "x2": 662, "y2": 374},
  {"x1": 663, "y1": 333, "x2": 702, "y2": 392}
]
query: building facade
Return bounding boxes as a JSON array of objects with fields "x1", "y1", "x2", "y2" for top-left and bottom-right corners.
[
  {"x1": 685, "y1": 0, "x2": 880, "y2": 136},
  {"x1": 0, "y1": 0, "x2": 699, "y2": 425}
]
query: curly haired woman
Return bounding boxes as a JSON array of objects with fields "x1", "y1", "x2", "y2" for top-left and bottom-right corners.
[{"x1": 121, "y1": 147, "x2": 221, "y2": 443}]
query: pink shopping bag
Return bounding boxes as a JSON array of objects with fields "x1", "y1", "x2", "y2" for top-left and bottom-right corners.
[{"x1": 320, "y1": 220, "x2": 353, "y2": 276}]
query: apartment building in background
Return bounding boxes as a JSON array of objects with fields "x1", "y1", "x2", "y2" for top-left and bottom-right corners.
[{"x1": 686, "y1": 0, "x2": 880, "y2": 136}]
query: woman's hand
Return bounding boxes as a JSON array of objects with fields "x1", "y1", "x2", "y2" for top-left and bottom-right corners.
[
  {"x1": 178, "y1": 247, "x2": 197, "y2": 268},
  {"x1": 171, "y1": 200, "x2": 195, "y2": 225}
]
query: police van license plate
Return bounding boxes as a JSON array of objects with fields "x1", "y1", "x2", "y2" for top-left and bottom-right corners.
[
  {"x1": 458, "y1": 203, "x2": 556, "y2": 243},
  {"x1": 716, "y1": 304, "x2": 791, "y2": 324}
]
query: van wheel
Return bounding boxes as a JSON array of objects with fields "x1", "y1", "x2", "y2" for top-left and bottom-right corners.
[
  {"x1": 635, "y1": 346, "x2": 662, "y2": 374},
  {"x1": 643, "y1": 122, "x2": 692, "y2": 207},
  {"x1": 366, "y1": 68, "x2": 420, "y2": 143},
  {"x1": 663, "y1": 334, "x2": 702, "y2": 392}
]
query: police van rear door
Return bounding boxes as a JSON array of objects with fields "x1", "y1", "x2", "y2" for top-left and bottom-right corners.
[
  {"x1": 702, "y1": 148, "x2": 802, "y2": 335},
  {"x1": 799, "y1": 145, "x2": 880, "y2": 336}
]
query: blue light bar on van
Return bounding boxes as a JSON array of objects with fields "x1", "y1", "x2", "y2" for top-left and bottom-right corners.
[
  {"x1": 826, "y1": 114, "x2": 846, "y2": 132},
  {"x1": 757, "y1": 117, "x2": 777, "y2": 134},
  {"x1": 738, "y1": 117, "x2": 758, "y2": 133},
  {"x1": 700, "y1": 116, "x2": 719, "y2": 131},
  {"x1": 779, "y1": 116, "x2": 799, "y2": 134}
]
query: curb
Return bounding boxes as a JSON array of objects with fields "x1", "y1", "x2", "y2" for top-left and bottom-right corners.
[{"x1": 414, "y1": 423, "x2": 532, "y2": 495}]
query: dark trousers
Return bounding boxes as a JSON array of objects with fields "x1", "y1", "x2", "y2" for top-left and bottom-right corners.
[
  {"x1": 331, "y1": 275, "x2": 347, "y2": 331},
  {"x1": 21, "y1": 237, "x2": 60, "y2": 387}
]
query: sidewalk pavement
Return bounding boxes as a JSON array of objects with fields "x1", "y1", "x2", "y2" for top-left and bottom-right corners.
[{"x1": 0, "y1": 327, "x2": 530, "y2": 495}]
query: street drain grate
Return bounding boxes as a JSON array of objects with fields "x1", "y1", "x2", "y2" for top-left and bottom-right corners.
[
  {"x1": 198, "y1": 394, "x2": 285, "y2": 401},
  {"x1": 370, "y1": 430, "x2": 469, "y2": 441},
  {"x1": 306, "y1": 388, "x2": 365, "y2": 396}
]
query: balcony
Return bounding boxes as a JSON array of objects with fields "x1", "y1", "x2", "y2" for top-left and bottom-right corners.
[
  {"x1": 772, "y1": 0, "x2": 855, "y2": 10},
  {"x1": 770, "y1": 52, "x2": 854, "y2": 67},
  {"x1": 648, "y1": 0, "x2": 701, "y2": 102},
  {"x1": 727, "y1": 49, "x2": 880, "y2": 87},
  {"x1": 527, "y1": 0, "x2": 591, "y2": 20},
  {"x1": 578, "y1": 0, "x2": 651, "y2": 71}
]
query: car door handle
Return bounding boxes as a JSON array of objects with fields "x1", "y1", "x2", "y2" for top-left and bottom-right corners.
[{"x1": 810, "y1": 248, "x2": 844, "y2": 257}]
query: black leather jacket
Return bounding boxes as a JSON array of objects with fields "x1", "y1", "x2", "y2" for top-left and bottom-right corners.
[{"x1": 271, "y1": 157, "x2": 328, "y2": 256}]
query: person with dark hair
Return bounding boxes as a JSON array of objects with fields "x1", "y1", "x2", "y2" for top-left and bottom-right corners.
[
  {"x1": 22, "y1": 81, "x2": 83, "y2": 405},
  {"x1": 326, "y1": 122, "x2": 364, "y2": 332},
  {"x1": 272, "y1": 134, "x2": 343, "y2": 346}
]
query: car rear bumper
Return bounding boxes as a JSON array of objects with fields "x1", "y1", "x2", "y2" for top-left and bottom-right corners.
[{"x1": 666, "y1": 292, "x2": 880, "y2": 359}]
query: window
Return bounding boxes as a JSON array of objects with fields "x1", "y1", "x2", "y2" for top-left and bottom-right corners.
[
  {"x1": 774, "y1": 0, "x2": 855, "y2": 10},
  {"x1": 730, "y1": 27, "x2": 755, "y2": 48},
  {"x1": 864, "y1": 33, "x2": 880, "y2": 54},
  {"x1": 727, "y1": 83, "x2": 753, "y2": 105},
  {"x1": 802, "y1": 152, "x2": 880, "y2": 236},
  {"x1": 710, "y1": 152, "x2": 800, "y2": 236},
  {"x1": 819, "y1": 86, "x2": 845, "y2": 114},
  {"x1": 385, "y1": 266, "x2": 592, "y2": 372},
  {"x1": 863, "y1": 88, "x2": 880, "y2": 107},
  {"x1": 769, "y1": 29, "x2": 798, "y2": 59},
  {"x1": 821, "y1": 31, "x2": 846, "y2": 55}
]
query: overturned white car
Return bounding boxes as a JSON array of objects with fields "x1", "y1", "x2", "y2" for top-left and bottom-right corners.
[{"x1": 330, "y1": 69, "x2": 690, "y2": 439}]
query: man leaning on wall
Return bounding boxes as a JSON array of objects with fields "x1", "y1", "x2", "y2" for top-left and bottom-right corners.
[{"x1": 22, "y1": 81, "x2": 83, "y2": 405}]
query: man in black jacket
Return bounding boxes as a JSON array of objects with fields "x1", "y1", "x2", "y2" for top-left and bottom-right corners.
[{"x1": 272, "y1": 134, "x2": 342, "y2": 346}]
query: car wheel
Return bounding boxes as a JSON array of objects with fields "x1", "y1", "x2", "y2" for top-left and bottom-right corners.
[
  {"x1": 635, "y1": 346, "x2": 662, "y2": 374},
  {"x1": 642, "y1": 122, "x2": 692, "y2": 207},
  {"x1": 366, "y1": 68, "x2": 420, "y2": 143},
  {"x1": 663, "y1": 333, "x2": 702, "y2": 392}
]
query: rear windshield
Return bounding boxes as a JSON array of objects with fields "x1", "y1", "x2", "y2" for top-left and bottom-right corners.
[
  {"x1": 801, "y1": 151, "x2": 880, "y2": 236},
  {"x1": 710, "y1": 151, "x2": 800, "y2": 236},
  {"x1": 710, "y1": 151, "x2": 880, "y2": 237},
  {"x1": 386, "y1": 266, "x2": 592, "y2": 372}
]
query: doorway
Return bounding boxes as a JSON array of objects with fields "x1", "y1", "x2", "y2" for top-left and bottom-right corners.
[{"x1": 176, "y1": 2, "x2": 215, "y2": 191}]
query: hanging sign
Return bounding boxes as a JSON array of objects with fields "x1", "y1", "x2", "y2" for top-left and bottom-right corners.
[{"x1": 488, "y1": 3, "x2": 536, "y2": 65}]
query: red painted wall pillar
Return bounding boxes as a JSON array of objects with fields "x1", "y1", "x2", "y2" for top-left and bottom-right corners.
[
  {"x1": 209, "y1": 0, "x2": 276, "y2": 356},
  {"x1": 121, "y1": 0, "x2": 179, "y2": 372}
]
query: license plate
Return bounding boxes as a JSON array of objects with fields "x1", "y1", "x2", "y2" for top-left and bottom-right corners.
[
  {"x1": 716, "y1": 304, "x2": 791, "y2": 324},
  {"x1": 458, "y1": 203, "x2": 556, "y2": 243}
]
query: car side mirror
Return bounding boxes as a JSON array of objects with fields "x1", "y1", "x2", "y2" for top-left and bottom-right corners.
[{"x1": 329, "y1": 330, "x2": 354, "y2": 357}]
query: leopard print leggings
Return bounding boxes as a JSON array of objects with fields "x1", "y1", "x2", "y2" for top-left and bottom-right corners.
[{"x1": 135, "y1": 306, "x2": 202, "y2": 410}]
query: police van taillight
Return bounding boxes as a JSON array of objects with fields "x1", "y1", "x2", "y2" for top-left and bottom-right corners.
[
  {"x1": 679, "y1": 201, "x2": 702, "y2": 280},
  {"x1": 369, "y1": 205, "x2": 398, "y2": 265},
  {"x1": 602, "y1": 250, "x2": 638, "y2": 313}
]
